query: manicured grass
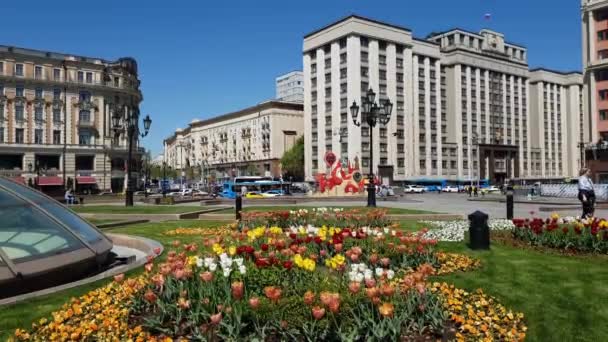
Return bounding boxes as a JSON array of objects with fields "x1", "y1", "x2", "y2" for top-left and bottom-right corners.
[
  {"x1": 3, "y1": 218, "x2": 608, "y2": 342},
  {"x1": 71, "y1": 205, "x2": 204, "y2": 214},
  {"x1": 434, "y1": 242, "x2": 608, "y2": 342},
  {"x1": 220, "y1": 205, "x2": 437, "y2": 215}
]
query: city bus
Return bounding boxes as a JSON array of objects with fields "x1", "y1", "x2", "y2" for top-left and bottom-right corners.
[{"x1": 220, "y1": 176, "x2": 290, "y2": 199}]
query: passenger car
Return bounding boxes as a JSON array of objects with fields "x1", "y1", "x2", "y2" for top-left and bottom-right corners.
[{"x1": 245, "y1": 192, "x2": 264, "y2": 198}]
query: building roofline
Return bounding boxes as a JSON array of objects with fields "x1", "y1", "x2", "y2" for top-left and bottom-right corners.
[
  {"x1": 426, "y1": 27, "x2": 526, "y2": 48},
  {"x1": 529, "y1": 67, "x2": 582, "y2": 75},
  {"x1": 304, "y1": 14, "x2": 411, "y2": 39},
  {"x1": 0, "y1": 44, "x2": 133, "y2": 66},
  {"x1": 275, "y1": 70, "x2": 303, "y2": 78},
  {"x1": 190, "y1": 100, "x2": 303, "y2": 128},
  {"x1": 413, "y1": 37, "x2": 439, "y2": 46}
]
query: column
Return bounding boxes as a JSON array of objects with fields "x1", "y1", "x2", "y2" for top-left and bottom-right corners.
[
  {"x1": 591, "y1": 71, "x2": 599, "y2": 142},
  {"x1": 412, "y1": 55, "x2": 420, "y2": 175},
  {"x1": 404, "y1": 48, "x2": 414, "y2": 177},
  {"x1": 424, "y1": 57, "x2": 431, "y2": 176},
  {"x1": 317, "y1": 48, "x2": 327, "y2": 167},
  {"x1": 369, "y1": 39, "x2": 380, "y2": 176},
  {"x1": 484, "y1": 70, "x2": 491, "y2": 144},
  {"x1": 435, "y1": 60, "x2": 443, "y2": 176},
  {"x1": 386, "y1": 43, "x2": 398, "y2": 176},
  {"x1": 502, "y1": 74, "x2": 507, "y2": 144},
  {"x1": 455, "y1": 64, "x2": 463, "y2": 178},
  {"x1": 346, "y1": 36, "x2": 362, "y2": 168},
  {"x1": 331, "y1": 42, "x2": 341, "y2": 153},
  {"x1": 465, "y1": 66, "x2": 472, "y2": 179}
]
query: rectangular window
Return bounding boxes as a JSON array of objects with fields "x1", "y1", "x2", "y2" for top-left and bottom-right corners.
[
  {"x1": 16, "y1": 85, "x2": 24, "y2": 97},
  {"x1": 34, "y1": 129, "x2": 43, "y2": 144},
  {"x1": 396, "y1": 58, "x2": 403, "y2": 68},
  {"x1": 15, "y1": 128, "x2": 24, "y2": 143},
  {"x1": 0, "y1": 61, "x2": 3, "y2": 75},
  {"x1": 78, "y1": 71, "x2": 84, "y2": 82},
  {"x1": 15, "y1": 63, "x2": 24, "y2": 76},
  {"x1": 361, "y1": 52, "x2": 369, "y2": 63},
  {"x1": 86, "y1": 72, "x2": 93, "y2": 83},
  {"x1": 0, "y1": 127, "x2": 3, "y2": 143},
  {"x1": 53, "y1": 68, "x2": 61, "y2": 81},
  {"x1": 380, "y1": 128, "x2": 387, "y2": 138},
  {"x1": 397, "y1": 144, "x2": 404, "y2": 153},
  {"x1": 361, "y1": 67, "x2": 369, "y2": 77},
  {"x1": 379, "y1": 70, "x2": 387, "y2": 80},
  {"x1": 380, "y1": 143, "x2": 387, "y2": 152},
  {"x1": 52, "y1": 130, "x2": 61, "y2": 144},
  {"x1": 54, "y1": 88, "x2": 61, "y2": 100},
  {"x1": 35, "y1": 106, "x2": 43, "y2": 122},
  {"x1": 35, "y1": 66, "x2": 43, "y2": 79},
  {"x1": 600, "y1": 89, "x2": 608, "y2": 101},
  {"x1": 114, "y1": 76, "x2": 120, "y2": 87},
  {"x1": 15, "y1": 105, "x2": 24, "y2": 121},
  {"x1": 420, "y1": 160, "x2": 426, "y2": 169},
  {"x1": 35, "y1": 87, "x2": 43, "y2": 98},
  {"x1": 600, "y1": 110, "x2": 608, "y2": 121},
  {"x1": 379, "y1": 55, "x2": 386, "y2": 65},
  {"x1": 599, "y1": 29, "x2": 608, "y2": 41},
  {"x1": 53, "y1": 109, "x2": 61, "y2": 123},
  {"x1": 79, "y1": 110, "x2": 91, "y2": 123},
  {"x1": 397, "y1": 158, "x2": 404, "y2": 167},
  {"x1": 79, "y1": 130, "x2": 91, "y2": 145},
  {"x1": 340, "y1": 53, "x2": 346, "y2": 64}
]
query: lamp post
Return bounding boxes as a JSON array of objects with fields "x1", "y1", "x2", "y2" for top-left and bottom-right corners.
[
  {"x1": 112, "y1": 102, "x2": 151, "y2": 207},
  {"x1": 350, "y1": 88, "x2": 393, "y2": 207},
  {"x1": 162, "y1": 161, "x2": 168, "y2": 198},
  {"x1": 141, "y1": 154, "x2": 150, "y2": 199}
]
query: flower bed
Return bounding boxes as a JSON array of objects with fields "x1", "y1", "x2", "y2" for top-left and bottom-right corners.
[
  {"x1": 422, "y1": 219, "x2": 515, "y2": 242},
  {"x1": 512, "y1": 215, "x2": 608, "y2": 253},
  {"x1": 13, "y1": 209, "x2": 525, "y2": 341}
]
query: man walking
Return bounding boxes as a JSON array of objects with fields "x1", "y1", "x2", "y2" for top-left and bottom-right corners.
[{"x1": 578, "y1": 168, "x2": 596, "y2": 219}]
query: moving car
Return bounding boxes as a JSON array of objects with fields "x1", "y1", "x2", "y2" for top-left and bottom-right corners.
[
  {"x1": 180, "y1": 188, "x2": 193, "y2": 196},
  {"x1": 404, "y1": 185, "x2": 425, "y2": 193},
  {"x1": 481, "y1": 186, "x2": 501, "y2": 194},
  {"x1": 245, "y1": 191, "x2": 264, "y2": 198},
  {"x1": 262, "y1": 190, "x2": 285, "y2": 197},
  {"x1": 442, "y1": 185, "x2": 459, "y2": 193}
]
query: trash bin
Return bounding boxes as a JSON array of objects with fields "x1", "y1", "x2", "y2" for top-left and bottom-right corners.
[{"x1": 468, "y1": 210, "x2": 490, "y2": 250}]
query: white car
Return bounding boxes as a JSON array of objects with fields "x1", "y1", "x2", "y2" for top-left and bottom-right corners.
[
  {"x1": 482, "y1": 186, "x2": 501, "y2": 194},
  {"x1": 179, "y1": 188, "x2": 193, "y2": 196},
  {"x1": 442, "y1": 185, "x2": 459, "y2": 193},
  {"x1": 404, "y1": 185, "x2": 425, "y2": 193}
]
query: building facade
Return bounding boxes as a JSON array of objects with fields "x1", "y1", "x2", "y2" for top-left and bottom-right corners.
[
  {"x1": 164, "y1": 101, "x2": 303, "y2": 181},
  {"x1": 276, "y1": 71, "x2": 304, "y2": 102},
  {"x1": 581, "y1": 0, "x2": 608, "y2": 181},
  {"x1": 303, "y1": 15, "x2": 587, "y2": 184},
  {"x1": 0, "y1": 45, "x2": 143, "y2": 194}
]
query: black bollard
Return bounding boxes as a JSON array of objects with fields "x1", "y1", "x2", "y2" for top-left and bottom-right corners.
[
  {"x1": 468, "y1": 210, "x2": 490, "y2": 250},
  {"x1": 506, "y1": 185, "x2": 514, "y2": 220},
  {"x1": 235, "y1": 194, "x2": 242, "y2": 221}
]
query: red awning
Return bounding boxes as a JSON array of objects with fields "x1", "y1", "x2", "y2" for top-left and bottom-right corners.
[
  {"x1": 38, "y1": 176, "x2": 64, "y2": 186},
  {"x1": 10, "y1": 177, "x2": 25, "y2": 185},
  {"x1": 77, "y1": 176, "x2": 97, "y2": 185}
]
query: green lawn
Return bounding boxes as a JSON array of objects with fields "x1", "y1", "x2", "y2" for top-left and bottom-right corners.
[
  {"x1": 2, "y1": 219, "x2": 607, "y2": 341},
  {"x1": 220, "y1": 205, "x2": 437, "y2": 215},
  {"x1": 71, "y1": 205, "x2": 205, "y2": 214}
]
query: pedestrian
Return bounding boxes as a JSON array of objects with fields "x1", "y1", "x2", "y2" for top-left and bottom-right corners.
[
  {"x1": 473, "y1": 186, "x2": 478, "y2": 197},
  {"x1": 578, "y1": 168, "x2": 596, "y2": 219},
  {"x1": 467, "y1": 186, "x2": 472, "y2": 197},
  {"x1": 64, "y1": 189, "x2": 74, "y2": 206}
]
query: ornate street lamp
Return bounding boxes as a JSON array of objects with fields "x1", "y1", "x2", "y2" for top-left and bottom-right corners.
[
  {"x1": 112, "y1": 102, "x2": 151, "y2": 206},
  {"x1": 350, "y1": 88, "x2": 393, "y2": 207}
]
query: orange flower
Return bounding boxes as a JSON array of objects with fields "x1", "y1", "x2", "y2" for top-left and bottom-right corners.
[
  {"x1": 210, "y1": 312, "x2": 222, "y2": 325},
  {"x1": 113, "y1": 273, "x2": 124, "y2": 283},
  {"x1": 348, "y1": 281, "x2": 361, "y2": 294},
  {"x1": 365, "y1": 278, "x2": 376, "y2": 288},
  {"x1": 200, "y1": 271, "x2": 213, "y2": 282},
  {"x1": 231, "y1": 281, "x2": 244, "y2": 300},
  {"x1": 144, "y1": 290, "x2": 157, "y2": 303},
  {"x1": 264, "y1": 286, "x2": 282, "y2": 302},
  {"x1": 380, "y1": 284, "x2": 395, "y2": 297},
  {"x1": 312, "y1": 306, "x2": 325, "y2": 320},
  {"x1": 365, "y1": 287, "x2": 379, "y2": 299},
  {"x1": 249, "y1": 297, "x2": 260, "y2": 310},
  {"x1": 319, "y1": 291, "x2": 332, "y2": 306},
  {"x1": 303, "y1": 290, "x2": 315, "y2": 305},
  {"x1": 178, "y1": 297, "x2": 190, "y2": 309},
  {"x1": 144, "y1": 263, "x2": 154, "y2": 273},
  {"x1": 378, "y1": 302, "x2": 394, "y2": 317}
]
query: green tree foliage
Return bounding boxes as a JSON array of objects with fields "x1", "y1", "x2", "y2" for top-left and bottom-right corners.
[{"x1": 280, "y1": 136, "x2": 304, "y2": 181}]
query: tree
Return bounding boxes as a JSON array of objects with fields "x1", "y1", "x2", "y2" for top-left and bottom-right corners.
[{"x1": 280, "y1": 136, "x2": 304, "y2": 181}]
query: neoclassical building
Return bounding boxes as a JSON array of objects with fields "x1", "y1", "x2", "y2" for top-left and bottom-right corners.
[
  {"x1": 303, "y1": 15, "x2": 587, "y2": 184},
  {"x1": 164, "y1": 101, "x2": 303, "y2": 181},
  {"x1": 0, "y1": 45, "x2": 143, "y2": 193}
]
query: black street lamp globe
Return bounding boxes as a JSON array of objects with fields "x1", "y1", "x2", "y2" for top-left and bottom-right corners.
[{"x1": 351, "y1": 88, "x2": 393, "y2": 207}]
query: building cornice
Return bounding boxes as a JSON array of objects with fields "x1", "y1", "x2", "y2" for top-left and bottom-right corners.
[{"x1": 304, "y1": 14, "x2": 411, "y2": 39}]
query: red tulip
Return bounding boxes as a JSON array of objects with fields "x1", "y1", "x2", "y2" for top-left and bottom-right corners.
[
  {"x1": 334, "y1": 243, "x2": 343, "y2": 252},
  {"x1": 210, "y1": 312, "x2": 222, "y2": 325},
  {"x1": 369, "y1": 253, "x2": 379, "y2": 265},
  {"x1": 146, "y1": 255, "x2": 154, "y2": 263},
  {"x1": 261, "y1": 243, "x2": 269, "y2": 251},
  {"x1": 320, "y1": 249, "x2": 327, "y2": 257},
  {"x1": 264, "y1": 286, "x2": 282, "y2": 302},
  {"x1": 200, "y1": 271, "x2": 214, "y2": 282},
  {"x1": 113, "y1": 274, "x2": 124, "y2": 283},
  {"x1": 365, "y1": 278, "x2": 376, "y2": 288},
  {"x1": 282, "y1": 260, "x2": 293, "y2": 270},
  {"x1": 231, "y1": 281, "x2": 244, "y2": 300},
  {"x1": 348, "y1": 282, "x2": 361, "y2": 294},
  {"x1": 380, "y1": 258, "x2": 390, "y2": 267},
  {"x1": 144, "y1": 263, "x2": 153, "y2": 273},
  {"x1": 304, "y1": 290, "x2": 315, "y2": 305},
  {"x1": 153, "y1": 247, "x2": 162, "y2": 255},
  {"x1": 312, "y1": 306, "x2": 325, "y2": 320},
  {"x1": 249, "y1": 297, "x2": 260, "y2": 310},
  {"x1": 144, "y1": 290, "x2": 157, "y2": 303}
]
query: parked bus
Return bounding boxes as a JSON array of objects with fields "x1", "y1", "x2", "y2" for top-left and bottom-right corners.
[{"x1": 220, "y1": 176, "x2": 290, "y2": 199}]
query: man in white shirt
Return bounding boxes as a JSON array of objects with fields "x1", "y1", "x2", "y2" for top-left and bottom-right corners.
[{"x1": 577, "y1": 168, "x2": 595, "y2": 219}]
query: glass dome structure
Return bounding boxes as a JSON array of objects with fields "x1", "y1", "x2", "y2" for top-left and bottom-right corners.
[{"x1": 0, "y1": 177, "x2": 113, "y2": 298}]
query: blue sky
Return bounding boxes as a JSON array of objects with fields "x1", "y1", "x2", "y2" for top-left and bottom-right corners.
[{"x1": 0, "y1": 0, "x2": 582, "y2": 155}]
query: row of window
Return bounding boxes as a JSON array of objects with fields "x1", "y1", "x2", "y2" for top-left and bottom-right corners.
[{"x1": 0, "y1": 128, "x2": 63, "y2": 144}]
